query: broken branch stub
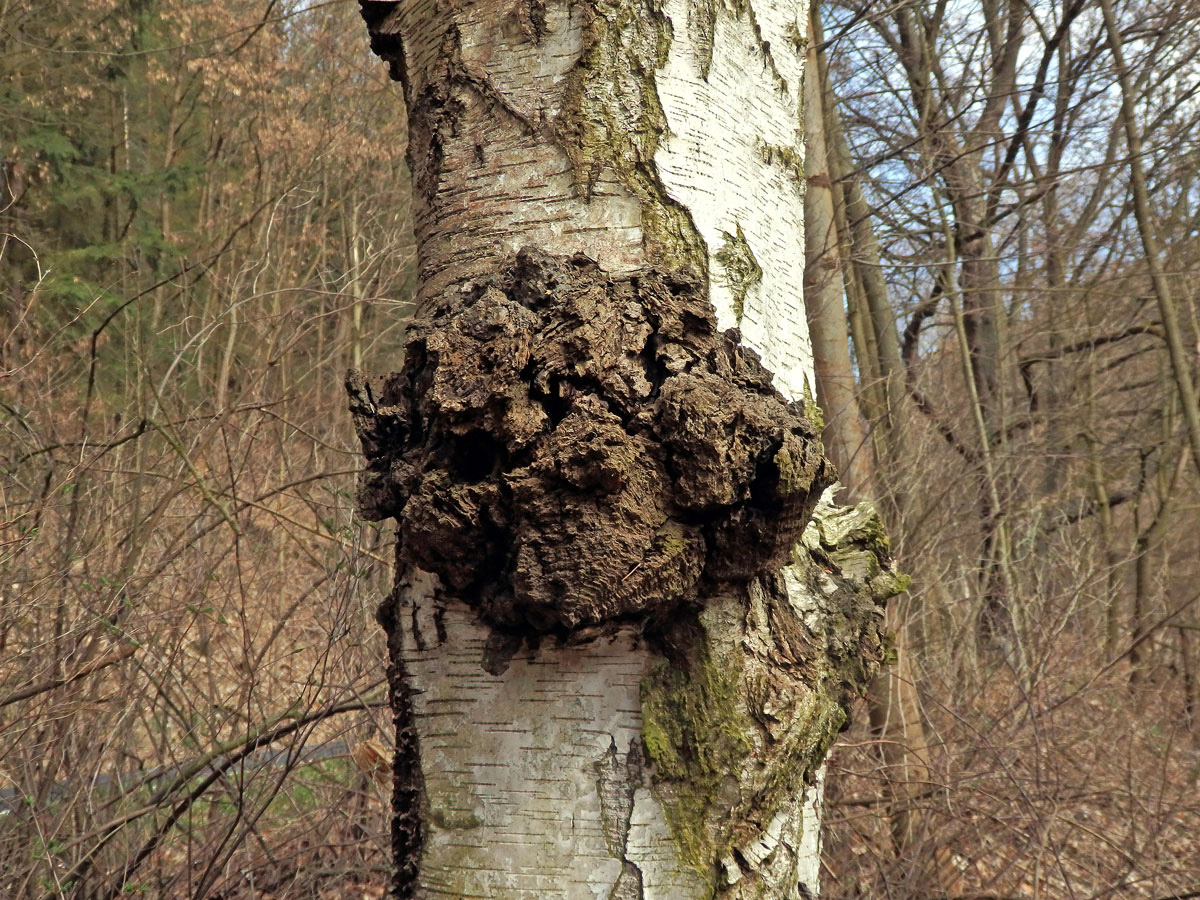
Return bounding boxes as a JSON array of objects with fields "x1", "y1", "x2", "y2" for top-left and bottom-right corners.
[{"x1": 348, "y1": 250, "x2": 833, "y2": 638}]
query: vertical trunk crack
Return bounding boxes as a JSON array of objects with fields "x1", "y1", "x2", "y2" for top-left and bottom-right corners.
[
  {"x1": 595, "y1": 736, "x2": 647, "y2": 900},
  {"x1": 377, "y1": 594, "x2": 426, "y2": 900}
]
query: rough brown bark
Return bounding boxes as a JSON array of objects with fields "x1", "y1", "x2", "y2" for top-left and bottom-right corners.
[{"x1": 348, "y1": 250, "x2": 831, "y2": 640}]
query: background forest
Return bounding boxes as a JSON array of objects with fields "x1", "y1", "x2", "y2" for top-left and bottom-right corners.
[{"x1": 1, "y1": 1, "x2": 1198, "y2": 898}]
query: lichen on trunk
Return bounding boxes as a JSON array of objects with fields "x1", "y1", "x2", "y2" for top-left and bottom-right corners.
[
  {"x1": 348, "y1": 249, "x2": 830, "y2": 640},
  {"x1": 559, "y1": 0, "x2": 709, "y2": 278}
]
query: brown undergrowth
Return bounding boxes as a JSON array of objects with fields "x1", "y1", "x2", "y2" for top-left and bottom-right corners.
[
  {"x1": 1, "y1": 303, "x2": 401, "y2": 898},
  {"x1": 824, "y1": 636, "x2": 1200, "y2": 899}
]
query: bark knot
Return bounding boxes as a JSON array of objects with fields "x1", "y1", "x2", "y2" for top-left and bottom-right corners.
[{"x1": 349, "y1": 249, "x2": 833, "y2": 638}]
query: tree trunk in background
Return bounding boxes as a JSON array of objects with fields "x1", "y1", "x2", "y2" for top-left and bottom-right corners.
[
  {"x1": 808, "y1": 15, "x2": 902, "y2": 419},
  {"x1": 802, "y1": 7, "x2": 874, "y2": 506},
  {"x1": 805, "y1": 9, "x2": 948, "y2": 891},
  {"x1": 350, "y1": 1, "x2": 899, "y2": 898}
]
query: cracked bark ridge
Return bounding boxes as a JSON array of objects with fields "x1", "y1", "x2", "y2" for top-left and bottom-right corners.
[
  {"x1": 373, "y1": 598, "x2": 423, "y2": 899},
  {"x1": 595, "y1": 737, "x2": 645, "y2": 899},
  {"x1": 349, "y1": 249, "x2": 832, "y2": 637}
]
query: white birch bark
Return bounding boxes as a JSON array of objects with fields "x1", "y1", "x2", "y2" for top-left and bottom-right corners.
[{"x1": 354, "y1": 2, "x2": 895, "y2": 898}]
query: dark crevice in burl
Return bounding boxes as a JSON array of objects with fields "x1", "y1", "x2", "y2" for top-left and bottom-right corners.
[{"x1": 348, "y1": 249, "x2": 833, "y2": 639}]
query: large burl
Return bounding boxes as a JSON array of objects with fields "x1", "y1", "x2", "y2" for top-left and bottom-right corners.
[{"x1": 348, "y1": 250, "x2": 833, "y2": 638}]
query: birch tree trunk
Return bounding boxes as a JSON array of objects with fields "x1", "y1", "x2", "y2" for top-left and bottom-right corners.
[{"x1": 349, "y1": 2, "x2": 898, "y2": 897}]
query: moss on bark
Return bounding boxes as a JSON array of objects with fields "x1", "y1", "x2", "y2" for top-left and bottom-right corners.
[
  {"x1": 640, "y1": 498, "x2": 898, "y2": 895},
  {"x1": 714, "y1": 223, "x2": 762, "y2": 326}
]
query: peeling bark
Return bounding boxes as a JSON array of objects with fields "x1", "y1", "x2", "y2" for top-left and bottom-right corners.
[{"x1": 640, "y1": 499, "x2": 901, "y2": 898}]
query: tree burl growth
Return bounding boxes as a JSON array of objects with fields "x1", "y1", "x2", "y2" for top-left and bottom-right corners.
[{"x1": 348, "y1": 250, "x2": 833, "y2": 649}]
